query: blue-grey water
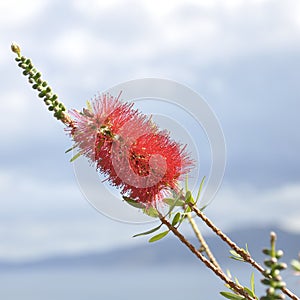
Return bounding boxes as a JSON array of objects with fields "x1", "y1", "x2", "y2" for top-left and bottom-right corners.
[{"x1": 1, "y1": 265, "x2": 299, "y2": 300}]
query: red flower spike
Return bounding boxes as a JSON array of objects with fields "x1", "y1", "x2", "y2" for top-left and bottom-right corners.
[
  {"x1": 70, "y1": 93, "x2": 194, "y2": 206},
  {"x1": 70, "y1": 93, "x2": 137, "y2": 160}
]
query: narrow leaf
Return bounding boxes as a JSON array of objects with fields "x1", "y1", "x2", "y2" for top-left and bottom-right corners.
[
  {"x1": 250, "y1": 272, "x2": 255, "y2": 292},
  {"x1": 65, "y1": 145, "x2": 76, "y2": 153},
  {"x1": 185, "y1": 175, "x2": 189, "y2": 192},
  {"x1": 229, "y1": 250, "x2": 244, "y2": 262},
  {"x1": 133, "y1": 224, "x2": 162, "y2": 238},
  {"x1": 185, "y1": 191, "x2": 192, "y2": 202},
  {"x1": 163, "y1": 198, "x2": 185, "y2": 207},
  {"x1": 195, "y1": 176, "x2": 206, "y2": 202},
  {"x1": 199, "y1": 204, "x2": 208, "y2": 211},
  {"x1": 234, "y1": 277, "x2": 241, "y2": 286},
  {"x1": 226, "y1": 269, "x2": 232, "y2": 279},
  {"x1": 167, "y1": 192, "x2": 184, "y2": 214},
  {"x1": 123, "y1": 197, "x2": 146, "y2": 209},
  {"x1": 172, "y1": 212, "x2": 181, "y2": 226},
  {"x1": 220, "y1": 292, "x2": 244, "y2": 300},
  {"x1": 143, "y1": 206, "x2": 159, "y2": 218},
  {"x1": 243, "y1": 287, "x2": 254, "y2": 298},
  {"x1": 163, "y1": 198, "x2": 176, "y2": 206},
  {"x1": 149, "y1": 230, "x2": 169, "y2": 243},
  {"x1": 291, "y1": 259, "x2": 300, "y2": 272},
  {"x1": 70, "y1": 152, "x2": 82, "y2": 162}
]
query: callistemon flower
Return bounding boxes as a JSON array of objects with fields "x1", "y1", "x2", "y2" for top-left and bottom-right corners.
[
  {"x1": 70, "y1": 93, "x2": 193, "y2": 206},
  {"x1": 69, "y1": 93, "x2": 138, "y2": 160}
]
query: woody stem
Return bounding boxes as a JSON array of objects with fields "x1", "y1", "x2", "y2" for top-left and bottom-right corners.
[
  {"x1": 189, "y1": 204, "x2": 299, "y2": 300},
  {"x1": 186, "y1": 212, "x2": 221, "y2": 269},
  {"x1": 158, "y1": 213, "x2": 255, "y2": 300}
]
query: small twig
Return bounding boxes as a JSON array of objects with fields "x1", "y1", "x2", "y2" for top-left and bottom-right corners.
[
  {"x1": 11, "y1": 43, "x2": 75, "y2": 130},
  {"x1": 190, "y1": 204, "x2": 299, "y2": 300},
  {"x1": 282, "y1": 286, "x2": 300, "y2": 300},
  {"x1": 190, "y1": 204, "x2": 264, "y2": 270},
  {"x1": 159, "y1": 213, "x2": 255, "y2": 300},
  {"x1": 186, "y1": 212, "x2": 221, "y2": 269}
]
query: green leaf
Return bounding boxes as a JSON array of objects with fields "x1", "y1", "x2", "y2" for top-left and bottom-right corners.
[
  {"x1": 229, "y1": 249, "x2": 246, "y2": 262},
  {"x1": 291, "y1": 259, "x2": 300, "y2": 272},
  {"x1": 226, "y1": 269, "x2": 232, "y2": 279},
  {"x1": 133, "y1": 224, "x2": 162, "y2": 238},
  {"x1": 234, "y1": 277, "x2": 241, "y2": 286},
  {"x1": 163, "y1": 198, "x2": 175, "y2": 206},
  {"x1": 123, "y1": 197, "x2": 146, "y2": 209},
  {"x1": 250, "y1": 272, "x2": 255, "y2": 293},
  {"x1": 143, "y1": 206, "x2": 159, "y2": 218},
  {"x1": 166, "y1": 192, "x2": 184, "y2": 215},
  {"x1": 230, "y1": 244, "x2": 250, "y2": 262},
  {"x1": 70, "y1": 152, "x2": 82, "y2": 162},
  {"x1": 163, "y1": 198, "x2": 185, "y2": 207},
  {"x1": 185, "y1": 191, "x2": 193, "y2": 203},
  {"x1": 195, "y1": 176, "x2": 206, "y2": 202},
  {"x1": 245, "y1": 244, "x2": 249, "y2": 254},
  {"x1": 184, "y1": 191, "x2": 196, "y2": 205},
  {"x1": 220, "y1": 292, "x2": 244, "y2": 300},
  {"x1": 65, "y1": 145, "x2": 76, "y2": 153},
  {"x1": 185, "y1": 175, "x2": 189, "y2": 192},
  {"x1": 243, "y1": 287, "x2": 255, "y2": 298},
  {"x1": 149, "y1": 230, "x2": 169, "y2": 243},
  {"x1": 172, "y1": 212, "x2": 181, "y2": 226}
]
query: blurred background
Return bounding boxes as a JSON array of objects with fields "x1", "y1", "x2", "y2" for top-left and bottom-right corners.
[{"x1": 1, "y1": 0, "x2": 300, "y2": 299}]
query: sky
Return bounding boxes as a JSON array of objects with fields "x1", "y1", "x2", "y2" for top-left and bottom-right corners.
[{"x1": 1, "y1": 0, "x2": 300, "y2": 261}]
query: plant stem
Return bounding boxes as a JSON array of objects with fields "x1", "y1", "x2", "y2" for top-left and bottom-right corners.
[
  {"x1": 186, "y1": 212, "x2": 221, "y2": 269},
  {"x1": 11, "y1": 43, "x2": 75, "y2": 129},
  {"x1": 159, "y1": 214, "x2": 255, "y2": 300},
  {"x1": 190, "y1": 204, "x2": 263, "y2": 270},
  {"x1": 190, "y1": 204, "x2": 299, "y2": 300}
]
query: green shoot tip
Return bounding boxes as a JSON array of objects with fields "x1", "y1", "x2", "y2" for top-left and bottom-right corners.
[{"x1": 11, "y1": 43, "x2": 21, "y2": 57}]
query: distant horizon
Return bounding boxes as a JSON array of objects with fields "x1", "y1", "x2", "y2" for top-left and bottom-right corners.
[{"x1": 1, "y1": 223, "x2": 298, "y2": 266}]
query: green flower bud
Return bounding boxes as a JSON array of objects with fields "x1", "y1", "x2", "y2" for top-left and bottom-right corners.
[
  {"x1": 273, "y1": 275, "x2": 282, "y2": 282},
  {"x1": 11, "y1": 43, "x2": 21, "y2": 56},
  {"x1": 53, "y1": 94, "x2": 58, "y2": 100},
  {"x1": 34, "y1": 72, "x2": 41, "y2": 79},
  {"x1": 273, "y1": 281, "x2": 286, "y2": 289},
  {"x1": 274, "y1": 294, "x2": 285, "y2": 300},
  {"x1": 274, "y1": 263, "x2": 287, "y2": 270},
  {"x1": 261, "y1": 278, "x2": 271, "y2": 285},
  {"x1": 267, "y1": 287, "x2": 275, "y2": 295},
  {"x1": 38, "y1": 90, "x2": 47, "y2": 97},
  {"x1": 263, "y1": 248, "x2": 271, "y2": 256},
  {"x1": 264, "y1": 258, "x2": 276, "y2": 267},
  {"x1": 275, "y1": 250, "x2": 284, "y2": 259},
  {"x1": 44, "y1": 99, "x2": 52, "y2": 106}
]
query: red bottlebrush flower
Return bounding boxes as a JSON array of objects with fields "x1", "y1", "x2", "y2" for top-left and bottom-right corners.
[
  {"x1": 118, "y1": 131, "x2": 192, "y2": 205},
  {"x1": 69, "y1": 93, "x2": 138, "y2": 160},
  {"x1": 70, "y1": 93, "x2": 193, "y2": 206}
]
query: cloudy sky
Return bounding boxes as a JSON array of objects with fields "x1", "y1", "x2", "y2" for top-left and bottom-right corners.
[{"x1": 1, "y1": 0, "x2": 300, "y2": 261}]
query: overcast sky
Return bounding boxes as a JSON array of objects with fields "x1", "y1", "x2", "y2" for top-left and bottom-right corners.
[{"x1": 1, "y1": 0, "x2": 300, "y2": 261}]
